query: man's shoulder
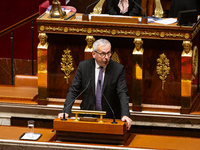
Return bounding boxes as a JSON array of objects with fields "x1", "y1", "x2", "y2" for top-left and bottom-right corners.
[{"x1": 110, "y1": 59, "x2": 124, "y2": 68}]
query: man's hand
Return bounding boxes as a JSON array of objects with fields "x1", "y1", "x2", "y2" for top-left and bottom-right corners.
[
  {"x1": 121, "y1": 116, "x2": 132, "y2": 130},
  {"x1": 58, "y1": 113, "x2": 69, "y2": 118}
]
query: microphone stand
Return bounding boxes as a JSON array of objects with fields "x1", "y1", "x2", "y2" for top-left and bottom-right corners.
[
  {"x1": 132, "y1": 0, "x2": 148, "y2": 24},
  {"x1": 82, "y1": 0, "x2": 100, "y2": 21},
  {"x1": 102, "y1": 94, "x2": 118, "y2": 124},
  {"x1": 61, "y1": 113, "x2": 67, "y2": 121},
  {"x1": 61, "y1": 79, "x2": 91, "y2": 121}
]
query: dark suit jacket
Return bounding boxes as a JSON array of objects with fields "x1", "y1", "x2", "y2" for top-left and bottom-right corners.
[
  {"x1": 63, "y1": 58, "x2": 130, "y2": 119},
  {"x1": 105, "y1": 0, "x2": 142, "y2": 16}
]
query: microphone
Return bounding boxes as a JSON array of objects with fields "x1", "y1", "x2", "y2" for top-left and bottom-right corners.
[
  {"x1": 132, "y1": 0, "x2": 148, "y2": 24},
  {"x1": 99, "y1": 80, "x2": 117, "y2": 124},
  {"x1": 61, "y1": 79, "x2": 91, "y2": 121},
  {"x1": 102, "y1": 94, "x2": 118, "y2": 124},
  {"x1": 82, "y1": 0, "x2": 100, "y2": 21}
]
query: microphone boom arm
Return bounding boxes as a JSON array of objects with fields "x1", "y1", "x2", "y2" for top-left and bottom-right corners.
[{"x1": 62, "y1": 80, "x2": 91, "y2": 121}]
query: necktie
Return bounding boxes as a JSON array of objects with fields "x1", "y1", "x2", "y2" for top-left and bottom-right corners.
[
  {"x1": 118, "y1": 0, "x2": 129, "y2": 14},
  {"x1": 96, "y1": 66, "x2": 103, "y2": 111}
]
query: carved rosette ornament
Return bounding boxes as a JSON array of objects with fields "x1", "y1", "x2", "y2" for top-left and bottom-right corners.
[
  {"x1": 156, "y1": 53, "x2": 170, "y2": 90},
  {"x1": 61, "y1": 49, "x2": 74, "y2": 84},
  {"x1": 192, "y1": 46, "x2": 198, "y2": 80}
]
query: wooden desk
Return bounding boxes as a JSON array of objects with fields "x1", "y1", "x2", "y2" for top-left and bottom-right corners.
[
  {"x1": 1, "y1": 125, "x2": 200, "y2": 150},
  {"x1": 36, "y1": 13, "x2": 200, "y2": 114}
]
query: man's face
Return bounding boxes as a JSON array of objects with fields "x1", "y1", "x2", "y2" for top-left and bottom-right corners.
[{"x1": 92, "y1": 43, "x2": 111, "y2": 67}]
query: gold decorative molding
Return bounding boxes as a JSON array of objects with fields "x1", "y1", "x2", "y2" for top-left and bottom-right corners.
[
  {"x1": 192, "y1": 46, "x2": 198, "y2": 80},
  {"x1": 87, "y1": 28, "x2": 92, "y2": 34},
  {"x1": 156, "y1": 53, "x2": 170, "y2": 90},
  {"x1": 111, "y1": 51, "x2": 120, "y2": 63},
  {"x1": 39, "y1": 25, "x2": 191, "y2": 40},
  {"x1": 40, "y1": 26, "x2": 45, "y2": 31},
  {"x1": 44, "y1": 26, "x2": 64, "y2": 32},
  {"x1": 61, "y1": 49, "x2": 74, "y2": 84}
]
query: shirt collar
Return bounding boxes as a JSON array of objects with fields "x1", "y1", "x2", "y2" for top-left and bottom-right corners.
[{"x1": 95, "y1": 61, "x2": 107, "y2": 70}]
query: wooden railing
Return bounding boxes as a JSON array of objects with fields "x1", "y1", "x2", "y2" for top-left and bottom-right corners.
[
  {"x1": 0, "y1": 12, "x2": 39, "y2": 36},
  {"x1": 0, "y1": 12, "x2": 39, "y2": 85}
]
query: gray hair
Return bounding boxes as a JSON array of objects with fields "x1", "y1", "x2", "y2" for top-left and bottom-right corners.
[{"x1": 93, "y1": 39, "x2": 111, "y2": 52}]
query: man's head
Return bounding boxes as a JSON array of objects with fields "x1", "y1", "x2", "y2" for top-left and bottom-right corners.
[{"x1": 92, "y1": 39, "x2": 112, "y2": 67}]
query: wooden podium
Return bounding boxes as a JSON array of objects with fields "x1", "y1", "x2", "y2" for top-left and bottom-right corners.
[{"x1": 54, "y1": 118, "x2": 130, "y2": 145}]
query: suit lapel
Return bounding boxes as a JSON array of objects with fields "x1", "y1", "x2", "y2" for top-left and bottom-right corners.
[
  {"x1": 89, "y1": 59, "x2": 96, "y2": 97},
  {"x1": 102, "y1": 60, "x2": 113, "y2": 93}
]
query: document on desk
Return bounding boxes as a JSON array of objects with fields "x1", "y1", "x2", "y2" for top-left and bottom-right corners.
[{"x1": 154, "y1": 18, "x2": 177, "y2": 25}]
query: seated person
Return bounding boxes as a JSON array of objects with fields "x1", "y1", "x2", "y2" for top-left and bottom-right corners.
[
  {"x1": 105, "y1": 0, "x2": 142, "y2": 16},
  {"x1": 169, "y1": 0, "x2": 200, "y2": 17}
]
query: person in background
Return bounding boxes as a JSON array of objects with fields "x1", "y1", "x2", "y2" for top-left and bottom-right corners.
[
  {"x1": 105, "y1": 0, "x2": 142, "y2": 16},
  {"x1": 58, "y1": 38, "x2": 132, "y2": 130}
]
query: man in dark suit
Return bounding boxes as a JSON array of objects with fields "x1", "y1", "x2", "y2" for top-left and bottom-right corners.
[
  {"x1": 105, "y1": 0, "x2": 142, "y2": 16},
  {"x1": 58, "y1": 38, "x2": 132, "y2": 130}
]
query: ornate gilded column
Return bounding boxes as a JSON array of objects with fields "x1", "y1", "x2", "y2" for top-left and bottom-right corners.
[
  {"x1": 181, "y1": 41, "x2": 192, "y2": 113},
  {"x1": 132, "y1": 38, "x2": 144, "y2": 111},
  {"x1": 84, "y1": 35, "x2": 95, "y2": 60},
  {"x1": 37, "y1": 33, "x2": 48, "y2": 105}
]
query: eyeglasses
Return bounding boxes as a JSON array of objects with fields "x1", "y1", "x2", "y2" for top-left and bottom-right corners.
[{"x1": 95, "y1": 51, "x2": 112, "y2": 58}]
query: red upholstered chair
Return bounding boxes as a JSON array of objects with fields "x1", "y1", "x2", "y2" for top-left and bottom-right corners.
[
  {"x1": 39, "y1": 0, "x2": 50, "y2": 15},
  {"x1": 39, "y1": 0, "x2": 76, "y2": 16}
]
